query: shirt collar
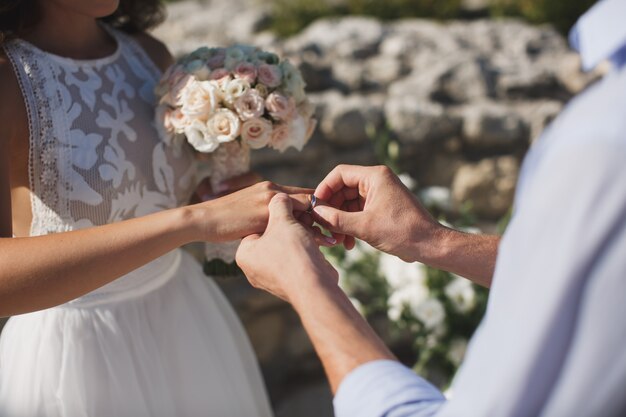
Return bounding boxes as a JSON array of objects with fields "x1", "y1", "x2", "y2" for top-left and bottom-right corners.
[{"x1": 569, "y1": 0, "x2": 626, "y2": 71}]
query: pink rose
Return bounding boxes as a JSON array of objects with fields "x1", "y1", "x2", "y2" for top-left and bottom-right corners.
[
  {"x1": 209, "y1": 68, "x2": 230, "y2": 81},
  {"x1": 257, "y1": 64, "x2": 282, "y2": 88},
  {"x1": 234, "y1": 89, "x2": 265, "y2": 121},
  {"x1": 269, "y1": 123, "x2": 291, "y2": 153},
  {"x1": 206, "y1": 51, "x2": 226, "y2": 70},
  {"x1": 234, "y1": 62, "x2": 258, "y2": 84},
  {"x1": 241, "y1": 118, "x2": 273, "y2": 149},
  {"x1": 265, "y1": 92, "x2": 295, "y2": 121}
]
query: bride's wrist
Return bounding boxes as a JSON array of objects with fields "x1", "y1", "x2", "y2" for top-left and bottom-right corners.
[{"x1": 177, "y1": 203, "x2": 217, "y2": 243}]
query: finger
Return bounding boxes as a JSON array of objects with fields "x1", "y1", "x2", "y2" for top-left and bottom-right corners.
[
  {"x1": 297, "y1": 211, "x2": 315, "y2": 228},
  {"x1": 274, "y1": 184, "x2": 315, "y2": 195},
  {"x1": 288, "y1": 193, "x2": 314, "y2": 212},
  {"x1": 342, "y1": 187, "x2": 360, "y2": 201},
  {"x1": 315, "y1": 165, "x2": 373, "y2": 201},
  {"x1": 312, "y1": 204, "x2": 363, "y2": 237},
  {"x1": 348, "y1": 200, "x2": 360, "y2": 213},
  {"x1": 344, "y1": 235, "x2": 356, "y2": 250},
  {"x1": 268, "y1": 193, "x2": 295, "y2": 225},
  {"x1": 310, "y1": 226, "x2": 338, "y2": 247},
  {"x1": 329, "y1": 192, "x2": 346, "y2": 210},
  {"x1": 220, "y1": 172, "x2": 263, "y2": 193}
]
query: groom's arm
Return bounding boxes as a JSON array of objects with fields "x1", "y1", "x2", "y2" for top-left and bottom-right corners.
[
  {"x1": 294, "y1": 276, "x2": 446, "y2": 417},
  {"x1": 237, "y1": 194, "x2": 446, "y2": 417},
  {"x1": 312, "y1": 165, "x2": 500, "y2": 288}
]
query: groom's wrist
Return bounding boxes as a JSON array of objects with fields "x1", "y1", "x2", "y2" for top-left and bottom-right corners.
[
  {"x1": 406, "y1": 223, "x2": 457, "y2": 265},
  {"x1": 289, "y1": 268, "x2": 342, "y2": 311}
]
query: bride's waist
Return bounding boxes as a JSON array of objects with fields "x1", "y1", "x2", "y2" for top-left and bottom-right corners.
[{"x1": 60, "y1": 249, "x2": 182, "y2": 309}]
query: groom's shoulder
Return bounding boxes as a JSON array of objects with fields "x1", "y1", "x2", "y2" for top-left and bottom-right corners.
[
  {"x1": 553, "y1": 67, "x2": 626, "y2": 150},
  {"x1": 131, "y1": 32, "x2": 174, "y2": 73}
]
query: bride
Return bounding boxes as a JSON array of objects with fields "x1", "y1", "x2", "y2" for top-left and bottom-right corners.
[{"x1": 0, "y1": 0, "x2": 318, "y2": 415}]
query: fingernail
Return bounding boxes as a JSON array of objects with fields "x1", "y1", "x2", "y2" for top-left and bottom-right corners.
[
  {"x1": 312, "y1": 205, "x2": 329, "y2": 217},
  {"x1": 324, "y1": 236, "x2": 337, "y2": 245}
]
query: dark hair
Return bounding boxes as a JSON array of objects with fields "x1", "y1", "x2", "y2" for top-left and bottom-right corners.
[{"x1": 0, "y1": 0, "x2": 165, "y2": 45}]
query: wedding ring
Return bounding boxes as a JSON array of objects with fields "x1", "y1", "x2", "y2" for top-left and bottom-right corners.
[{"x1": 307, "y1": 195, "x2": 318, "y2": 213}]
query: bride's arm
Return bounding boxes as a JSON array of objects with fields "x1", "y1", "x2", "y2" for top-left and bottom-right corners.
[
  {"x1": 0, "y1": 49, "x2": 312, "y2": 318},
  {"x1": 0, "y1": 182, "x2": 310, "y2": 317}
]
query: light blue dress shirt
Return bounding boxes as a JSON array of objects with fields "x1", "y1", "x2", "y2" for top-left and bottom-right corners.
[{"x1": 333, "y1": 1, "x2": 626, "y2": 416}]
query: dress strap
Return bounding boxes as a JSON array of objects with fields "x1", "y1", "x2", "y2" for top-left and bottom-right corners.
[{"x1": 2, "y1": 41, "x2": 73, "y2": 236}]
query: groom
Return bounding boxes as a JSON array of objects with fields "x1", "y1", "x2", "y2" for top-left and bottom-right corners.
[{"x1": 237, "y1": 0, "x2": 626, "y2": 416}]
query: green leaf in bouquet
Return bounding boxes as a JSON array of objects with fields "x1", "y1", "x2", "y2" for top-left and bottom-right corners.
[{"x1": 203, "y1": 259, "x2": 243, "y2": 278}]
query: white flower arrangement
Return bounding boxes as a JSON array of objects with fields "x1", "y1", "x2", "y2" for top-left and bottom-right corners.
[{"x1": 155, "y1": 45, "x2": 316, "y2": 155}]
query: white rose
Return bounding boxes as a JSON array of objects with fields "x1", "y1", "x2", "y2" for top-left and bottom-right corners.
[
  {"x1": 222, "y1": 78, "x2": 250, "y2": 106},
  {"x1": 379, "y1": 252, "x2": 427, "y2": 291},
  {"x1": 419, "y1": 186, "x2": 452, "y2": 210},
  {"x1": 241, "y1": 118, "x2": 272, "y2": 149},
  {"x1": 349, "y1": 297, "x2": 365, "y2": 316},
  {"x1": 387, "y1": 281, "x2": 430, "y2": 324},
  {"x1": 168, "y1": 108, "x2": 192, "y2": 133},
  {"x1": 234, "y1": 89, "x2": 265, "y2": 121},
  {"x1": 398, "y1": 173, "x2": 417, "y2": 191},
  {"x1": 184, "y1": 119, "x2": 219, "y2": 153},
  {"x1": 297, "y1": 100, "x2": 316, "y2": 119},
  {"x1": 447, "y1": 338, "x2": 468, "y2": 366},
  {"x1": 411, "y1": 297, "x2": 445, "y2": 330},
  {"x1": 180, "y1": 80, "x2": 219, "y2": 120},
  {"x1": 444, "y1": 276, "x2": 476, "y2": 313},
  {"x1": 289, "y1": 115, "x2": 308, "y2": 151},
  {"x1": 268, "y1": 123, "x2": 291, "y2": 153},
  {"x1": 206, "y1": 109, "x2": 241, "y2": 144}
]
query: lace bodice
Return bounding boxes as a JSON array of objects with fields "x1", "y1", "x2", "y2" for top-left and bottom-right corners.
[{"x1": 3, "y1": 25, "x2": 197, "y2": 237}]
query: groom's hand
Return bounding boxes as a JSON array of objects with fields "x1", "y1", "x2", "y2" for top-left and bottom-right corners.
[
  {"x1": 236, "y1": 194, "x2": 339, "y2": 303},
  {"x1": 313, "y1": 165, "x2": 443, "y2": 263}
]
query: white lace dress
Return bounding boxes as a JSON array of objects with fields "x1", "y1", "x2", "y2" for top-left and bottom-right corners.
[{"x1": 0, "y1": 26, "x2": 273, "y2": 417}]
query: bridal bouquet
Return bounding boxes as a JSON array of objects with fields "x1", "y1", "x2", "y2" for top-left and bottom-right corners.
[{"x1": 155, "y1": 45, "x2": 316, "y2": 265}]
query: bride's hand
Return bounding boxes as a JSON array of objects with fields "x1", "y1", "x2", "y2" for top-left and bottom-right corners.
[
  {"x1": 191, "y1": 172, "x2": 263, "y2": 203},
  {"x1": 190, "y1": 181, "x2": 315, "y2": 243}
]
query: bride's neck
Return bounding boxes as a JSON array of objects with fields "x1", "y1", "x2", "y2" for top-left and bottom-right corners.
[{"x1": 24, "y1": 5, "x2": 116, "y2": 60}]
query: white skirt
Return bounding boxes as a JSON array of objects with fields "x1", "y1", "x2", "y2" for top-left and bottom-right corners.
[{"x1": 0, "y1": 249, "x2": 274, "y2": 417}]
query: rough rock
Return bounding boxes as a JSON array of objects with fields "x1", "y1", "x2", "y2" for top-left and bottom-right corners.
[
  {"x1": 285, "y1": 17, "x2": 385, "y2": 59},
  {"x1": 451, "y1": 156, "x2": 519, "y2": 218},
  {"x1": 460, "y1": 101, "x2": 529, "y2": 147},
  {"x1": 385, "y1": 96, "x2": 462, "y2": 144},
  {"x1": 321, "y1": 94, "x2": 385, "y2": 147}
]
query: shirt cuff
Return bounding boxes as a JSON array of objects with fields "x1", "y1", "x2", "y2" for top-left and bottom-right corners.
[{"x1": 333, "y1": 360, "x2": 446, "y2": 417}]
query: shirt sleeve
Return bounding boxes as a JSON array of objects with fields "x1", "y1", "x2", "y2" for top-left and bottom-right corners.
[{"x1": 333, "y1": 360, "x2": 446, "y2": 417}]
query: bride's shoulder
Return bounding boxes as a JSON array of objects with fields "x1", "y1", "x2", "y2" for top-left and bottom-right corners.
[{"x1": 130, "y1": 32, "x2": 174, "y2": 73}]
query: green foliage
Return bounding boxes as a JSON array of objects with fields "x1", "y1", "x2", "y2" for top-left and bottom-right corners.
[
  {"x1": 267, "y1": 0, "x2": 596, "y2": 37},
  {"x1": 268, "y1": 0, "x2": 462, "y2": 38},
  {"x1": 490, "y1": 0, "x2": 597, "y2": 34}
]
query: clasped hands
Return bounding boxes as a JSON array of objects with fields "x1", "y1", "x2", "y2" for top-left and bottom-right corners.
[{"x1": 235, "y1": 164, "x2": 443, "y2": 304}]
